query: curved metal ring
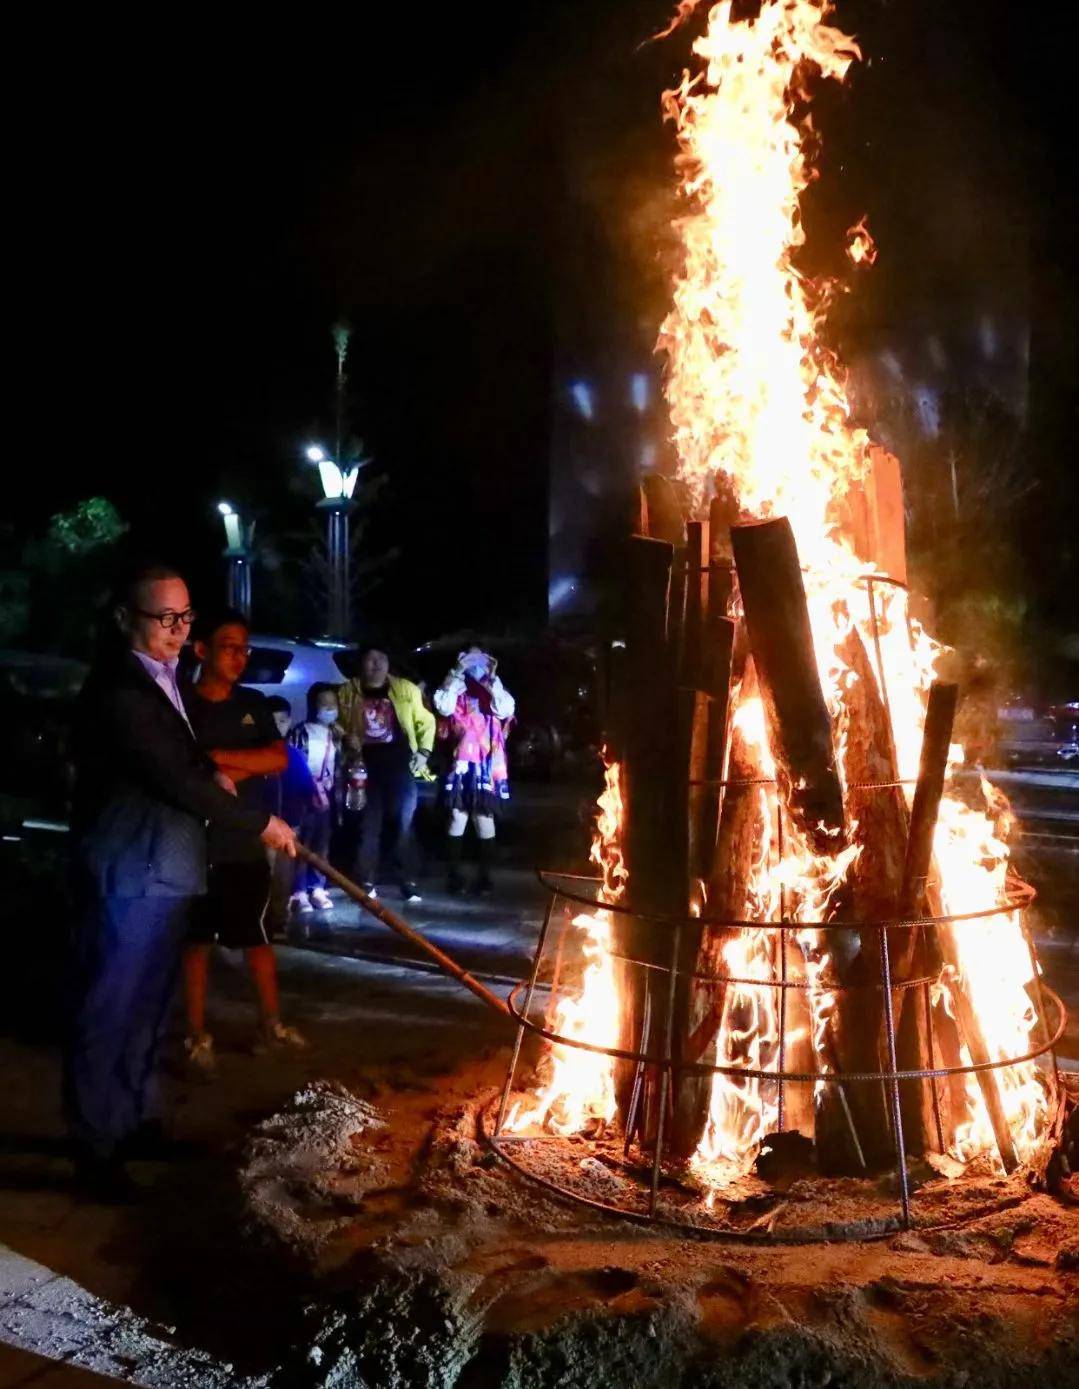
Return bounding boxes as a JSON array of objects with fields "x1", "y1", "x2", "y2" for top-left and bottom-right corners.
[
  {"x1": 506, "y1": 978, "x2": 1067, "y2": 1086},
  {"x1": 536, "y1": 869, "x2": 1038, "y2": 933}
]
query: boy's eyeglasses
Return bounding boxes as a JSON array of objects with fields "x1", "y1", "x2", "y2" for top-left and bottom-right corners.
[{"x1": 134, "y1": 607, "x2": 197, "y2": 630}]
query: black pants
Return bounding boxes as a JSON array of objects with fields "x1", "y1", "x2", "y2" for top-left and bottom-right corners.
[
  {"x1": 64, "y1": 894, "x2": 191, "y2": 1159},
  {"x1": 357, "y1": 762, "x2": 418, "y2": 885}
]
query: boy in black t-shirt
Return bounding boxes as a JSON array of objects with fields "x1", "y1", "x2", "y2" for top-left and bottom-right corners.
[{"x1": 182, "y1": 610, "x2": 306, "y2": 1072}]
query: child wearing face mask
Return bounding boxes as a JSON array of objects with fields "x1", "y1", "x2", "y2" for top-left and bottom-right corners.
[{"x1": 286, "y1": 683, "x2": 340, "y2": 914}]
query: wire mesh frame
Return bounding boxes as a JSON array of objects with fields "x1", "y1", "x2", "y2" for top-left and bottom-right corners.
[
  {"x1": 487, "y1": 870, "x2": 1067, "y2": 1240},
  {"x1": 487, "y1": 568, "x2": 1065, "y2": 1238}
]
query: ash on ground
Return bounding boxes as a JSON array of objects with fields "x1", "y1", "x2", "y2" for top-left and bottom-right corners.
[{"x1": 240, "y1": 1068, "x2": 1079, "y2": 1389}]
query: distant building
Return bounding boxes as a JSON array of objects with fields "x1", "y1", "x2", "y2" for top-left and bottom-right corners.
[{"x1": 548, "y1": 361, "x2": 670, "y2": 624}]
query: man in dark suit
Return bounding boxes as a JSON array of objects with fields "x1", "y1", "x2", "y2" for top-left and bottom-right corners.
[{"x1": 66, "y1": 563, "x2": 296, "y2": 1198}]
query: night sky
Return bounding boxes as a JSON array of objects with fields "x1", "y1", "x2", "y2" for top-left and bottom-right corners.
[{"x1": 26, "y1": 0, "x2": 1076, "y2": 648}]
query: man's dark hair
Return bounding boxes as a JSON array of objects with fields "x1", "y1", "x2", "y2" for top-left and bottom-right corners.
[
  {"x1": 191, "y1": 607, "x2": 248, "y2": 645},
  {"x1": 306, "y1": 681, "x2": 338, "y2": 721},
  {"x1": 266, "y1": 694, "x2": 292, "y2": 717},
  {"x1": 112, "y1": 562, "x2": 184, "y2": 610}
]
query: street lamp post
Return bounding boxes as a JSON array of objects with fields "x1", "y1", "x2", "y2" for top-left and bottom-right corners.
[
  {"x1": 217, "y1": 502, "x2": 254, "y2": 621},
  {"x1": 305, "y1": 446, "x2": 362, "y2": 640}
]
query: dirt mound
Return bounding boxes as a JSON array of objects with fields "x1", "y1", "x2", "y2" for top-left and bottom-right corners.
[{"x1": 239, "y1": 1067, "x2": 1079, "y2": 1388}]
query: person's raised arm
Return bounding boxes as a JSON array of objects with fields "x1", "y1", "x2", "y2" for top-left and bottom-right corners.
[
  {"x1": 432, "y1": 660, "x2": 465, "y2": 717},
  {"x1": 486, "y1": 675, "x2": 515, "y2": 720},
  {"x1": 105, "y1": 688, "x2": 293, "y2": 851},
  {"x1": 208, "y1": 741, "x2": 287, "y2": 782}
]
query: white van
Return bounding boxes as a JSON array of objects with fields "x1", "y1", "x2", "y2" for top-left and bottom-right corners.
[{"x1": 239, "y1": 636, "x2": 358, "y2": 725}]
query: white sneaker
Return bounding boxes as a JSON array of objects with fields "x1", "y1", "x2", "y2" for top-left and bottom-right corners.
[
  {"x1": 289, "y1": 891, "x2": 313, "y2": 915},
  {"x1": 184, "y1": 1032, "x2": 216, "y2": 1077},
  {"x1": 309, "y1": 888, "x2": 333, "y2": 911}
]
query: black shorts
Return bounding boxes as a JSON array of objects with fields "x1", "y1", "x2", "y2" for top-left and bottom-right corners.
[{"x1": 189, "y1": 859, "x2": 271, "y2": 950}]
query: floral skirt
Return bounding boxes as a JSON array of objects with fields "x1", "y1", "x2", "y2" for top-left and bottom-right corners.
[{"x1": 441, "y1": 760, "x2": 510, "y2": 817}]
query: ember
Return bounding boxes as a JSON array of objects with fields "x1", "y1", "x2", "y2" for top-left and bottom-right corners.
[{"x1": 493, "y1": 0, "x2": 1063, "y2": 1235}]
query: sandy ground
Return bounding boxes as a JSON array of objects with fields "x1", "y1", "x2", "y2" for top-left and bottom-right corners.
[
  {"x1": 0, "y1": 788, "x2": 567, "y2": 1385},
  {"x1": 239, "y1": 1073, "x2": 1079, "y2": 1388},
  {"x1": 0, "y1": 778, "x2": 1076, "y2": 1385}
]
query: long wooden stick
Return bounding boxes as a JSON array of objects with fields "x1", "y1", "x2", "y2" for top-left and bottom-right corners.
[{"x1": 295, "y1": 846, "x2": 512, "y2": 1020}]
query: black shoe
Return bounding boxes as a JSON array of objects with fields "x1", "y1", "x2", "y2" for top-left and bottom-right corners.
[
  {"x1": 360, "y1": 882, "x2": 378, "y2": 899},
  {"x1": 447, "y1": 869, "x2": 465, "y2": 897},
  {"x1": 473, "y1": 871, "x2": 494, "y2": 898},
  {"x1": 73, "y1": 1152, "x2": 138, "y2": 1204},
  {"x1": 401, "y1": 883, "x2": 422, "y2": 904}
]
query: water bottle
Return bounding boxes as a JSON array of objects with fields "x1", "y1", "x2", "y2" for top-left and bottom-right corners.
[{"x1": 346, "y1": 761, "x2": 367, "y2": 812}]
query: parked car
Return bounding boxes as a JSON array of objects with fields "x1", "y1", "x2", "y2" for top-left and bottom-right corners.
[
  {"x1": 0, "y1": 650, "x2": 87, "y2": 827},
  {"x1": 996, "y1": 697, "x2": 1079, "y2": 767}
]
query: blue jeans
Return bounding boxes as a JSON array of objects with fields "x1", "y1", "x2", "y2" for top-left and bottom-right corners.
[
  {"x1": 63, "y1": 895, "x2": 191, "y2": 1159},
  {"x1": 295, "y1": 805, "x2": 332, "y2": 892}
]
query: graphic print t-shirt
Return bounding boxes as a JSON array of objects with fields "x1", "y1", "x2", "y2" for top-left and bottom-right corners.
[
  {"x1": 361, "y1": 683, "x2": 409, "y2": 775},
  {"x1": 188, "y1": 684, "x2": 281, "y2": 862}
]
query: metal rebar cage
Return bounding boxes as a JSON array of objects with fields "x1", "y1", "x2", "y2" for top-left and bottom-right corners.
[{"x1": 483, "y1": 861, "x2": 1066, "y2": 1243}]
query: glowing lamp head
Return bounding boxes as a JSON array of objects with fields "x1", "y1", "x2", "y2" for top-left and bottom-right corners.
[
  {"x1": 306, "y1": 445, "x2": 326, "y2": 464},
  {"x1": 317, "y1": 459, "x2": 344, "y2": 499},
  {"x1": 217, "y1": 501, "x2": 234, "y2": 516}
]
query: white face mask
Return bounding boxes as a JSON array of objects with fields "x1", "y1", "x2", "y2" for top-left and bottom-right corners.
[{"x1": 316, "y1": 708, "x2": 338, "y2": 726}]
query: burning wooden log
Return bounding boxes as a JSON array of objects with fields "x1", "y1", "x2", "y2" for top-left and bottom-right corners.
[
  {"x1": 668, "y1": 648, "x2": 750, "y2": 1158},
  {"x1": 899, "y1": 682, "x2": 959, "y2": 921},
  {"x1": 729, "y1": 518, "x2": 845, "y2": 853},
  {"x1": 642, "y1": 473, "x2": 688, "y2": 654},
  {"x1": 616, "y1": 535, "x2": 679, "y2": 1131},
  {"x1": 722, "y1": 519, "x2": 882, "y2": 1169},
  {"x1": 899, "y1": 681, "x2": 1019, "y2": 1175},
  {"x1": 894, "y1": 683, "x2": 963, "y2": 1157},
  {"x1": 839, "y1": 444, "x2": 908, "y2": 586},
  {"x1": 680, "y1": 519, "x2": 707, "y2": 688},
  {"x1": 824, "y1": 628, "x2": 912, "y2": 1170}
]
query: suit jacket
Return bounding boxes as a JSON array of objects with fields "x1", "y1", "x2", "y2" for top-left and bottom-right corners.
[{"x1": 70, "y1": 647, "x2": 270, "y2": 898}]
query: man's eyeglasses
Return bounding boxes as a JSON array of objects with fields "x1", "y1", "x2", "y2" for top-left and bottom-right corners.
[{"x1": 134, "y1": 607, "x2": 197, "y2": 631}]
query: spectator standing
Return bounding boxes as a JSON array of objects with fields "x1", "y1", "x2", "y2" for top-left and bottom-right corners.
[
  {"x1": 288, "y1": 682, "x2": 339, "y2": 914},
  {"x1": 182, "y1": 609, "x2": 306, "y2": 1074},
  {"x1": 264, "y1": 695, "x2": 320, "y2": 935},
  {"x1": 67, "y1": 568, "x2": 295, "y2": 1199},
  {"x1": 433, "y1": 646, "x2": 515, "y2": 895},
  {"x1": 336, "y1": 646, "x2": 434, "y2": 903}
]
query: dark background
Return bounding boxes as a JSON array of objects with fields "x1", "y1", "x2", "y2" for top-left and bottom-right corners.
[{"x1": 13, "y1": 0, "x2": 1076, "y2": 654}]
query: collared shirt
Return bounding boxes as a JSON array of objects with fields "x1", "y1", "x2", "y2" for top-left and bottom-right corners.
[{"x1": 133, "y1": 650, "x2": 194, "y2": 734}]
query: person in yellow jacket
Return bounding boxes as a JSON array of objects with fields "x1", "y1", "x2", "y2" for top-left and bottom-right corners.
[{"x1": 336, "y1": 647, "x2": 435, "y2": 903}]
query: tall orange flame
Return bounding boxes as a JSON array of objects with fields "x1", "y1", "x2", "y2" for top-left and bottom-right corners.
[
  {"x1": 662, "y1": 0, "x2": 1045, "y2": 1179},
  {"x1": 511, "y1": 0, "x2": 1046, "y2": 1182}
]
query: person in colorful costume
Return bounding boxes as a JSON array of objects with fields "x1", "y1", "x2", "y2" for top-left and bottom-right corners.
[{"x1": 433, "y1": 647, "x2": 515, "y2": 895}]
